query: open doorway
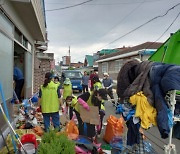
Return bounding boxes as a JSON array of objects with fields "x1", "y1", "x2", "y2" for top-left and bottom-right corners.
[{"x1": 14, "y1": 42, "x2": 25, "y2": 101}]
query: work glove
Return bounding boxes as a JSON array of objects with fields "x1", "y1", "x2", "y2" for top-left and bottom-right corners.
[{"x1": 78, "y1": 98, "x2": 90, "y2": 111}]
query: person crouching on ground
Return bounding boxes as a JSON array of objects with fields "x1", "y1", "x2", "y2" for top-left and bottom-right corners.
[
  {"x1": 72, "y1": 89, "x2": 107, "y2": 140},
  {"x1": 38, "y1": 72, "x2": 62, "y2": 132},
  {"x1": 65, "y1": 95, "x2": 78, "y2": 120}
]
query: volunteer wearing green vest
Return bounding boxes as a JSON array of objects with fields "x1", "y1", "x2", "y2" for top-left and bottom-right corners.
[
  {"x1": 66, "y1": 89, "x2": 107, "y2": 139},
  {"x1": 66, "y1": 95, "x2": 86, "y2": 135},
  {"x1": 62, "y1": 78, "x2": 73, "y2": 100},
  {"x1": 38, "y1": 72, "x2": 61, "y2": 132},
  {"x1": 54, "y1": 76, "x2": 61, "y2": 86},
  {"x1": 65, "y1": 95, "x2": 80, "y2": 121},
  {"x1": 93, "y1": 76, "x2": 103, "y2": 91}
]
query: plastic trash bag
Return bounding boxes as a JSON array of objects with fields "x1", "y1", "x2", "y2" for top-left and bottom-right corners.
[
  {"x1": 103, "y1": 115, "x2": 124, "y2": 143},
  {"x1": 65, "y1": 120, "x2": 79, "y2": 140}
]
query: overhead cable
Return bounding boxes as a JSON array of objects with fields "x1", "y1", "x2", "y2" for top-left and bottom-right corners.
[
  {"x1": 67, "y1": 10, "x2": 180, "y2": 62},
  {"x1": 46, "y1": 0, "x2": 164, "y2": 5},
  {"x1": 46, "y1": 0, "x2": 94, "y2": 12},
  {"x1": 69, "y1": 1, "x2": 145, "y2": 62},
  {"x1": 144, "y1": 11, "x2": 180, "y2": 50},
  {"x1": 96, "y1": 0, "x2": 145, "y2": 45},
  {"x1": 97, "y1": 2, "x2": 180, "y2": 50}
]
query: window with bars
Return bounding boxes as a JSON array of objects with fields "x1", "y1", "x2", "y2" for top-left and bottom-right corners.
[
  {"x1": 115, "y1": 59, "x2": 123, "y2": 72},
  {"x1": 102, "y1": 62, "x2": 108, "y2": 73}
]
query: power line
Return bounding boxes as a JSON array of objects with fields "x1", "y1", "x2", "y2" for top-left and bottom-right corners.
[
  {"x1": 72, "y1": 4, "x2": 180, "y2": 62},
  {"x1": 60, "y1": 1, "x2": 145, "y2": 62},
  {"x1": 46, "y1": 0, "x2": 164, "y2": 5},
  {"x1": 96, "y1": 2, "x2": 180, "y2": 51},
  {"x1": 95, "y1": 0, "x2": 145, "y2": 46},
  {"x1": 46, "y1": 0, "x2": 94, "y2": 12},
  {"x1": 144, "y1": 11, "x2": 180, "y2": 50}
]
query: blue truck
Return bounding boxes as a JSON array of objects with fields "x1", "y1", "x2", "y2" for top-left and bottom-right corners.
[{"x1": 62, "y1": 70, "x2": 83, "y2": 92}]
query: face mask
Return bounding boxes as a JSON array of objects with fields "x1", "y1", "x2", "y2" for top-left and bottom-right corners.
[{"x1": 67, "y1": 101, "x2": 72, "y2": 105}]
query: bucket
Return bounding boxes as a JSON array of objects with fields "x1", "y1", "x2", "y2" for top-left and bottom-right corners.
[{"x1": 20, "y1": 143, "x2": 36, "y2": 154}]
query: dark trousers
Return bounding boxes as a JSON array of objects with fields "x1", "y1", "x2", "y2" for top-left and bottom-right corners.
[
  {"x1": 97, "y1": 110, "x2": 105, "y2": 135},
  {"x1": 74, "y1": 110, "x2": 84, "y2": 135},
  {"x1": 74, "y1": 109, "x2": 105, "y2": 138},
  {"x1": 15, "y1": 79, "x2": 24, "y2": 101},
  {"x1": 106, "y1": 88, "x2": 115, "y2": 104},
  {"x1": 42, "y1": 112, "x2": 60, "y2": 132},
  {"x1": 69, "y1": 106, "x2": 74, "y2": 120},
  {"x1": 86, "y1": 110, "x2": 105, "y2": 137},
  {"x1": 82, "y1": 84, "x2": 88, "y2": 93}
]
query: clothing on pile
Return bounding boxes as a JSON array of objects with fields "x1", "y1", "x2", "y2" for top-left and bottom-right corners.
[
  {"x1": 117, "y1": 60, "x2": 154, "y2": 105},
  {"x1": 129, "y1": 91, "x2": 157, "y2": 129},
  {"x1": 117, "y1": 59, "x2": 140, "y2": 100},
  {"x1": 126, "y1": 117, "x2": 140, "y2": 146},
  {"x1": 150, "y1": 63, "x2": 180, "y2": 138},
  {"x1": 116, "y1": 103, "x2": 135, "y2": 121},
  {"x1": 116, "y1": 60, "x2": 180, "y2": 139},
  {"x1": 173, "y1": 122, "x2": 180, "y2": 140}
]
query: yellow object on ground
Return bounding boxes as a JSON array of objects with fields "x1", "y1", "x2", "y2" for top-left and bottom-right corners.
[{"x1": 129, "y1": 91, "x2": 157, "y2": 129}]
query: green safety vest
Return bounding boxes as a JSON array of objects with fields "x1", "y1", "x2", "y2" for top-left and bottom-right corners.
[
  {"x1": 63, "y1": 84, "x2": 72, "y2": 99},
  {"x1": 93, "y1": 82, "x2": 103, "y2": 90},
  {"x1": 70, "y1": 96, "x2": 80, "y2": 113},
  {"x1": 87, "y1": 92, "x2": 105, "y2": 111},
  {"x1": 40, "y1": 81, "x2": 59, "y2": 113},
  {"x1": 55, "y1": 81, "x2": 61, "y2": 87}
]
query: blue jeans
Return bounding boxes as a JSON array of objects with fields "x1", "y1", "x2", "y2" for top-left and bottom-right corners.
[{"x1": 42, "y1": 112, "x2": 60, "y2": 132}]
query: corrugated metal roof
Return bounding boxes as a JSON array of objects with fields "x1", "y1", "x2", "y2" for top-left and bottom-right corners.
[
  {"x1": 85, "y1": 55, "x2": 94, "y2": 66},
  {"x1": 98, "y1": 42, "x2": 162, "y2": 61},
  {"x1": 99, "y1": 49, "x2": 118, "y2": 55}
]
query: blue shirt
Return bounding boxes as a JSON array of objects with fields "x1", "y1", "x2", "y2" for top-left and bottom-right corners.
[
  {"x1": 13, "y1": 67, "x2": 24, "y2": 81},
  {"x1": 102, "y1": 78, "x2": 113, "y2": 89},
  {"x1": 82, "y1": 75, "x2": 89, "y2": 85}
]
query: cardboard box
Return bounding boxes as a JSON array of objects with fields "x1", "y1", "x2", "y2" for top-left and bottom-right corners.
[
  {"x1": 80, "y1": 106, "x2": 100, "y2": 125},
  {"x1": 60, "y1": 114, "x2": 69, "y2": 125}
]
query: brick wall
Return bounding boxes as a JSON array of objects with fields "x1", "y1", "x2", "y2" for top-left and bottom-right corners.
[
  {"x1": 33, "y1": 57, "x2": 52, "y2": 93},
  {"x1": 71, "y1": 62, "x2": 83, "y2": 68}
]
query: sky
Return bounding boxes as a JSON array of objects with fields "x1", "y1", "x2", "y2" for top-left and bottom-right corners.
[{"x1": 44, "y1": 0, "x2": 180, "y2": 64}]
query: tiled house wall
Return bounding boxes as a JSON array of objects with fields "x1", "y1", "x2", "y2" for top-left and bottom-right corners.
[{"x1": 98, "y1": 55, "x2": 139, "y2": 81}]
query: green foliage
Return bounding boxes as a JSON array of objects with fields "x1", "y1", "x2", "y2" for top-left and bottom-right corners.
[
  {"x1": 38, "y1": 130, "x2": 75, "y2": 154},
  {"x1": 68, "y1": 67, "x2": 74, "y2": 70}
]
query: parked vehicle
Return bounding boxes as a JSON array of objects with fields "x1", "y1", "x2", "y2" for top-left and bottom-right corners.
[{"x1": 62, "y1": 70, "x2": 83, "y2": 92}]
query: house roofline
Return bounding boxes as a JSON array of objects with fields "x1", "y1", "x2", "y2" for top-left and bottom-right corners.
[
  {"x1": 96, "y1": 50, "x2": 139, "y2": 63},
  {"x1": 96, "y1": 49, "x2": 156, "y2": 63}
]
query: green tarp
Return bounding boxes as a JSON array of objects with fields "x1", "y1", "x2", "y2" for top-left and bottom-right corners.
[{"x1": 149, "y1": 29, "x2": 180, "y2": 65}]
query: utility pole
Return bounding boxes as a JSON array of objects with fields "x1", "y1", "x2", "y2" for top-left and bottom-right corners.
[{"x1": 69, "y1": 46, "x2": 71, "y2": 68}]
